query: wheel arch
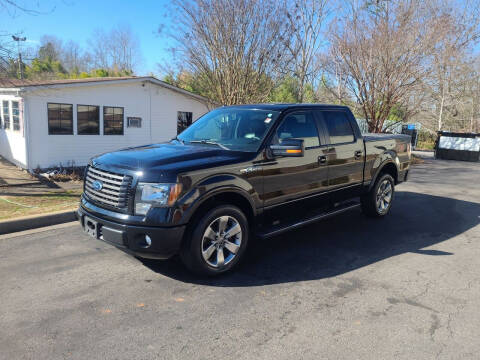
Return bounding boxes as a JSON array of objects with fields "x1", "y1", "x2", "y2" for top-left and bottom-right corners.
[
  {"x1": 184, "y1": 187, "x2": 256, "y2": 231},
  {"x1": 368, "y1": 160, "x2": 399, "y2": 191}
]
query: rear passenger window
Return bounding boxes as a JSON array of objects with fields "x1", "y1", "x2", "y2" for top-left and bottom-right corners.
[
  {"x1": 323, "y1": 111, "x2": 355, "y2": 144},
  {"x1": 273, "y1": 112, "x2": 319, "y2": 148}
]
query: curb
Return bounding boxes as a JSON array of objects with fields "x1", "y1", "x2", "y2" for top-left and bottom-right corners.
[{"x1": 0, "y1": 209, "x2": 77, "y2": 235}]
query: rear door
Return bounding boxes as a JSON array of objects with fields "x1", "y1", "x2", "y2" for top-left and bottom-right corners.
[
  {"x1": 317, "y1": 109, "x2": 365, "y2": 203},
  {"x1": 261, "y1": 110, "x2": 330, "y2": 227}
]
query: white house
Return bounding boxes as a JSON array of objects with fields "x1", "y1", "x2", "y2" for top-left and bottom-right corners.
[{"x1": 0, "y1": 76, "x2": 213, "y2": 170}]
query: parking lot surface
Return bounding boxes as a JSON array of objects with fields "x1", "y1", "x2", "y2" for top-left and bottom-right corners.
[{"x1": 1, "y1": 158, "x2": 479, "y2": 360}]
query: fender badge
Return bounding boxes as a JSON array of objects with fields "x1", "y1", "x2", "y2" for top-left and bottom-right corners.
[{"x1": 240, "y1": 166, "x2": 259, "y2": 175}]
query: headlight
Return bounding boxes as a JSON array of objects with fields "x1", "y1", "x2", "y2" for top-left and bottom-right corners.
[{"x1": 134, "y1": 183, "x2": 182, "y2": 215}]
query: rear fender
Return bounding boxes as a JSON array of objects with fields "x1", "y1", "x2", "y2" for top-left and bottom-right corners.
[{"x1": 368, "y1": 152, "x2": 400, "y2": 191}]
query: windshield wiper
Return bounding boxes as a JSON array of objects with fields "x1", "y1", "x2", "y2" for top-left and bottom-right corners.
[{"x1": 189, "y1": 139, "x2": 229, "y2": 150}]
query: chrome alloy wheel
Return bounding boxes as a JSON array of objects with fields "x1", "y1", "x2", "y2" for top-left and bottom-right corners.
[
  {"x1": 376, "y1": 179, "x2": 393, "y2": 214},
  {"x1": 201, "y1": 215, "x2": 242, "y2": 268}
]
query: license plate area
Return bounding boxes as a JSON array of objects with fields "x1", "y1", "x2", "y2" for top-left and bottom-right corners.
[{"x1": 84, "y1": 216, "x2": 100, "y2": 239}]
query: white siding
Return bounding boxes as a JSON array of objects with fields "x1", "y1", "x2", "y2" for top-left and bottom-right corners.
[
  {"x1": 0, "y1": 94, "x2": 27, "y2": 167},
  {"x1": 23, "y1": 81, "x2": 210, "y2": 169},
  {"x1": 149, "y1": 83, "x2": 209, "y2": 142}
]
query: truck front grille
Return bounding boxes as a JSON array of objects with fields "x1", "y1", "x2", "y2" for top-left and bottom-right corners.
[{"x1": 84, "y1": 166, "x2": 132, "y2": 210}]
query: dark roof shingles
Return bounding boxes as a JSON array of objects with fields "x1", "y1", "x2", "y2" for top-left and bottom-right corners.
[{"x1": 0, "y1": 76, "x2": 140, "y2": 88}]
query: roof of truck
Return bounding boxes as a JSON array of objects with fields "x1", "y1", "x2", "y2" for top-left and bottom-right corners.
[{"x1": 222, "y1": 103, "x2": 351, "y2": 111}]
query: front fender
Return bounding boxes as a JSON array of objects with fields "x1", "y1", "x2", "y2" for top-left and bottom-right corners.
[{"x1": 174, "y1": 174, "x2": 259, "y2": 225}]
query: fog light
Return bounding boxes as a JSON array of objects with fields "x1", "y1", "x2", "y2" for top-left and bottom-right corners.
[{"x1": 145, "y1": 235, "x2": 152, "y2": 247}]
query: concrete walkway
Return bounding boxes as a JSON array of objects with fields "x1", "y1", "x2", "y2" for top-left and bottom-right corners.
[
  {"x1": 0, "y1": 156, "x2": 82, "y2": 195},
  {"x1": 0, "y1": 157, "x2": 43, "y2": 189}
]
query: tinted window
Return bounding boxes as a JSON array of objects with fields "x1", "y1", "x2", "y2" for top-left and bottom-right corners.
[
  {"x1": 177, "y1": 111, "x2": 192, "y2": 134},
  {"x1": 104, "y1": 106, "x2": 124, "y2": 135},
  {"x1": 273, "y1": 112, "x2": 319, "y2": 148},
  {"x1": 77, "y1": 105, "x2": 99, "y2": 135},
  {"x1": 323, "y1": 111, "x2": 354, "y2": 144},
  {"x1": 48, "y1": 103, "x2": 73, "y2": 135},
  {"x1": 178, "y1": 108, "x2": 279, "y2": 152}
]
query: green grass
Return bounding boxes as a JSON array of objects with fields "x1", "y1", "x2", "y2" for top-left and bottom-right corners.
[{"x1": 0, "y1": 190, "x2": 82, "y2": 221}]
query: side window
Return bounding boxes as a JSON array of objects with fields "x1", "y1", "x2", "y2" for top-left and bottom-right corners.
[
  {"x1": 12, "y1": 101, "x2": 20, "y2": 131},
  {"x1": 48, "y1": 103, "x2": 73, "y2": 135},
  {"x1": 322, "y1": 111, "x2": 355, "y2": 144},
  {"x1": 78, "y1": 105, "x2": 100, "y2": 135},
  {"x1": 177, "y1": 111, "x2": 193, "y2": 134},
  {"x1": 104, "y1": 106, "x2": 124, "y2": 135},
  {"x1": 273, "y1": 111, "x2": 320, "y2": 148},
  {"x1": 2, "y1": 101, "x2": 10, "y2": 130}
]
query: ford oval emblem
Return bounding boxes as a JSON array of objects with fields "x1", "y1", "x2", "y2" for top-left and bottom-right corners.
[{"x1": 92, "y1": 180, "x2": 103, "y2": 191}]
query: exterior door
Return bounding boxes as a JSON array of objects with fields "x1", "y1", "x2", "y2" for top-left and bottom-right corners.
[
  {"x1": 260, "y1": 110, "x2": 330, "y2": 227},
  {"x1": 318, "y1": 110, "x2": 365, "y2": 203}
]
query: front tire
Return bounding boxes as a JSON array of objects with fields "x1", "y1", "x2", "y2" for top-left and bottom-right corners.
[
  {"x1": 361, "y1": 173, "x2": 395, "y2": 218},
  {"x1": 180, "y1": 205, "x2": 249, "y2": 275}
]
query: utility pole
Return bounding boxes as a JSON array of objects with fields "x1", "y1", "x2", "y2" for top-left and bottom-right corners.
[{"x1": 12, "y1": 35, "x2": 26, "y2": 79}]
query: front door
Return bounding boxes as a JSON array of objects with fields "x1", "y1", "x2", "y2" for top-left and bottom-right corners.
[
  {"x1": 318, "y1": 110, "x2": 365, "y2": 203},
  {"x1": 260, "y1": 111, "x2": 330, "y2": 228}
]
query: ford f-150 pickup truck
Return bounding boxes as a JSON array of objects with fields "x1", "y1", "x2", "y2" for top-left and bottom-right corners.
[{"x1": 78, "y1": 104, "x2": 411, "y2": 275}]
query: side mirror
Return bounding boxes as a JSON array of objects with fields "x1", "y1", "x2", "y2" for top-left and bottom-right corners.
[{"x1": 269, "y1": 138, "x2": 304, "y2": 157}]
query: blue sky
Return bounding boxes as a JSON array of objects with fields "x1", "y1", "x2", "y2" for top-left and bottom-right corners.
[{"x1": 2, "y1": 0, "x2": 177, "y2": 75}]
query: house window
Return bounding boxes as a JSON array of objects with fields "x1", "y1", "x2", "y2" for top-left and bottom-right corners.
[
  {"x1": 177, "y1": 111, "x2": 192, "y2": 134},
  {"x1": 12, "y1": 101, "x2": 20, "y2": 131},
  {"x1": 48, "y1": 103, "x2": 73, "y2": 135},
  {"x1": 77, "y1": 105, "x2": 99, "y2": 135},
  {"x1": 2, "y1": 101, "x2": 10, "y2": 130},
  {"x1": 104, "y1": 106, "x2": 124, "y2": 135}
]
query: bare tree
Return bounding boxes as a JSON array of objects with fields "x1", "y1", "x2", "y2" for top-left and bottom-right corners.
[
  {"x1": 419, "y1": 0, "x2": 480, "y2": 131},
  {"x1": 62, "y1": 40, "x2": 85, "y2": 73},
  {"x1": 285, "y1": 0, "x2": 330, "y2": 102},
  {"x1": 170, "y1": 0, "x2": 291, "y2": 105},
  {"x1": 0, "y1": 0, "x2": 53, "y2": 15},
  {"x1": 324, "y1": 0, "x2": 434, "y2": 132},
  {"x1": 89, "y1": 25, "x2": 142, "y2": 73},
  {"x1": 37, "y1": 35, "x2": 63, "y2": 61}
]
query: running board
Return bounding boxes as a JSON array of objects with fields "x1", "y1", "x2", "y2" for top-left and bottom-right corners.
[{"x1": 258, "y1": 202, "x2": 361, "y2": 239}]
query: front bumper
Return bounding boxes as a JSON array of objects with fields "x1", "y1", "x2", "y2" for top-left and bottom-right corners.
[{"x1": 77, "y1": 206, "x2": 186, "y2": 259}]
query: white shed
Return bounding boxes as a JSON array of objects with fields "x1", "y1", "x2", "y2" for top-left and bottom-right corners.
[{"x1": 0, "y1": 76, "x2": 213, "y2": 169}]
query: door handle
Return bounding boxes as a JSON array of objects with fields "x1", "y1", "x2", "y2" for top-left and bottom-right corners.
[
  {"x1": 318, "y1": 155, "x2": 327, "y2": 165},
  {"x1": 354, "y1": 150, "x2": 363, "y2": 159}
]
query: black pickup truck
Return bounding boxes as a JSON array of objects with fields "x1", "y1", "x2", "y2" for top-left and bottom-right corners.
[{"x1": 78, "y1": 104, "x2": 411, "y2": 275}]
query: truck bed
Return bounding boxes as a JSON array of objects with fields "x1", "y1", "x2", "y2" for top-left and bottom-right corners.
[
  {"x1": 363, "y1": 133, "x2": 411, "y2": 142},
  {"x1": 362, "y1": 133, "x2": 411, "y2": 186}
]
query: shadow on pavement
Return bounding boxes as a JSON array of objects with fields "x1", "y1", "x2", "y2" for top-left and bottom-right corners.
[{"x1": 140, "y1": 191, "x2": 480, "y2": 287}]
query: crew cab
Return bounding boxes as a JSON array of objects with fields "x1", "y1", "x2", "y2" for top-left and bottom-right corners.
[{"x1": 77, "y1": 104, "x2": 411, "y2": 275}]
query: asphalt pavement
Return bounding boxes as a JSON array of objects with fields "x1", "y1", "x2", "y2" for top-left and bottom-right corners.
[{"x1": 1, "y1": 158, "x2": 479, "y2": 359}]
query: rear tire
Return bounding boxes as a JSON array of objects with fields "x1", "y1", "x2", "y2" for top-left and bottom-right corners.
[
  {"x1": 361, "y1": 173, "x2": 395, "y2": 218},
  {"x1": 180, "y1": 204, "x2": 249, "y2": 276}
]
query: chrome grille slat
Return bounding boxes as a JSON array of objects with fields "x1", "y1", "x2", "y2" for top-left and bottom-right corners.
[
  {"x1": 85, "y1": 177, "x2": 125, "y2": 191},
  {"x1": 85, "y1": 184, "x2": 126, "y2": 202},
  {"x1": 84, "y1": 166, "x2": 132, "y2": 210},
  {"x1": 84, "y1": 191, "x2": 123, "y2": 207},
  {"x1": 85, "y1": 173, "x2": 123, "y2": 186},
  {"x1": 85, "y1": 182, "x2": 121, "y2": 196},
  {"x1": 88, "y1": 167, "x2": 124, "y2": 180}
]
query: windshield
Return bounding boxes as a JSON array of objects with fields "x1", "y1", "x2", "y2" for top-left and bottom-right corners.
[{"x1": 177, "y1": 108, "x2": 280, "y2": 152}]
